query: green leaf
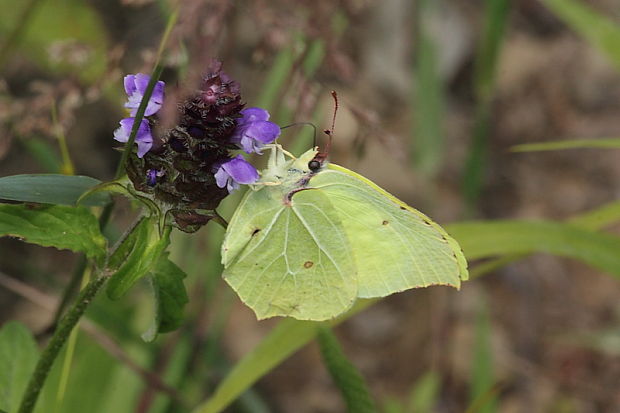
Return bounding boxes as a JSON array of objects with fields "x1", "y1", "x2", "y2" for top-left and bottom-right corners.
[
  {"x1": 317, "y1": 328, "x2": 377, "y2": 413},
  {"x1": 106, "y1": 219, "x2": 170, "y2": 300},
  {"x1": 511, "y1": 138, "x2": 620, "y2": 152},
  {"x1": 0, "y1": 322, "x2": 39, "y2": 413},
  {"x1": 19, "y1": 138, "x2": 62, "y2": 173},
  {"x1": 541, "y1": 0, "x2": 620, "y2": 71},
  {"x1": 469, "y1": 298, "x2": 497, "y2": 413},
  {"x1": 462, "y1": 0, "x2": 510, "y2": 209},
  {"x1": 142, "y1": 255, "x2": 189, "y2": 342},
  {"x1": 408, "y1": 371, "x2": 440, "y2": 413},
  {"x1": 412, "y1": 0, "x2": 445, "y2": 177},
  {"x1": 447, "y1": 220, "x2": 620, "y2": 278},
  {"x1": 255, "y1": 44, "x2": 296, "y2": 109},
  {"x1": 195, "y1": 204, "x2": 620, "y2": 413},
  {"x1": 0, "y1": 204, "x2": 106, "y2": 263},
  {"x1": 191, "y1": 300, "x2": 374, "y2": 413},
  {"x1": 467, "y1": 200, "x2": 620, "y2": 279},
  {"x1": 0, "y1": 174, "x2": 109, "y2": 206}
]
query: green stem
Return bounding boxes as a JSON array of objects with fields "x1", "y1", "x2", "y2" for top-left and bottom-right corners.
[
  {"x1": 48, "y1": 256, "x2": 87, "y2": 330},
  {"x1": 211, "y1": 212, "x2": 228, "y2": 230},
  {"x1": 15, "y1": 9, "x2": 180, "y2": 413},
  {"x1": 51, "y1": 100, "x2": 75, "y2": 176},
  {"x1": 17, "y1": 275, "x2": 108, "y2": 413}
]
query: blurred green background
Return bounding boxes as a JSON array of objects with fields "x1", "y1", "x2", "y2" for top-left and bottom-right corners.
[{"x1": 1, "y1": 0, "x2": 620, "y2": 412}]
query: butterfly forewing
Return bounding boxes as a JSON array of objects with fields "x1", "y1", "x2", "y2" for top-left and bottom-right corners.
[
  {"x1": 221, "y1": 187, "x2": 357, "y2": 320},
  {"x1": 311, "y1": 164, "x2": 468, "y2": 298}
]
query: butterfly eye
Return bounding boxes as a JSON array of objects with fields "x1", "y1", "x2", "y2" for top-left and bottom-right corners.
[{"x1": 308, "y1": 160, "x2": 321, "y2": 172}]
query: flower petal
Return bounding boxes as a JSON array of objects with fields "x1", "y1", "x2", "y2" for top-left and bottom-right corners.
[
  {"x1": 134, "y1": 73, "x2": 150, "y2": 94},
  {"x1": 113, "y1": 118, "x2": 134, "y2": 142},
  {"x1": 222, "y1": 155, "x2": 259, "y2": 184},
  {"x1": 238, "y1": 107, "x2": 269, "y2": 125},
  {"x1": 239, "y1": 134, "x2": 261, "y2": 154},
  {"x1": 113, "y1": 118, "x2": 153, "y2": 158},
  {"x1": 244, "y1": 120, "x2": 280, "y2": 144},
  {"x1": 214, "y1": 166, "x2": 230, "y2": 189},
  {"x1": 124, "y1": 74, "x2": 137, "y2": 96},
  {"x1": 123, "y1": 73, "x2": 165, "y2": 116}
]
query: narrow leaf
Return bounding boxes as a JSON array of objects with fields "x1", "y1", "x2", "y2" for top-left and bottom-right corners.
[
  {"x1": 142, "y1": 254, "x2": 189, "y2": 341},
  {"x1": 19, "y1": 138, "x2": 62, "y2": 173},
  {"x1": 0, "y1": 174, "x2": 109, "y2": 206},
  {"x1": 468, "y1": 200, "x2": 620, "y2": 279},
  {"x1": 0, "y1": 204, "x2": 106, "y2": 263},
  {"x1": 408, "y1": 371, "x2": 440, "y2": 413},
  {"x1": 469, "y1": 298, "x2": 496, "y2": 413},
  {"x1": 317, "y1": 328, "x2": 377, "y2": 413},
  {"x1": 447, "y1": 220, "x2": 620, "y2": 278},
  {"x1": 412, "y1": 0, "x2": 445, "y2": 177},
  {"x1": 462, "y1": 0, "x2": 510, "y2": 208},
  {"x1": 256, "y1": 45, "x2": 295, "y2": 109},
  {"x1": 191, "y1": 301, "x2": 374, "y2": 413},
  {"x1": 0, "y1": 322, "x2": 39, "y2": 413},
  {"x1": 541, "y1": 0, "x2": 620, "y2": 71},
  {"x1": 511, "y1": 138, "x2": 620, "y2": 152},
  {"x1": 194, "y1": 204, "x2": 620, "y2": 413}
]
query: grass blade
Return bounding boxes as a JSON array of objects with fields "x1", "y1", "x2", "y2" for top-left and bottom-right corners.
[
  {"x1": 317, "y1": 327, "x2": 377, "y2": 413},
  {"x1": 194, "y1": 202, "x2": 620, "y2": 413},
  {"x1": 462, "y1": 0, "x2": 510, "y2": 211},
  {"x1": 412, "y1": 0, "x2": 445, "y2": 177},
  {"x1": 191, "y1": 301, "x2": 374, "y2": 413},
  {"x1": 541, "y1": 0, "x2": 620, "y2": 71},
  {"x1": 468, "y1": 297, "x2": 497, "y2": 413},
  {"x1": 256, "y1": 45, "x2": 296, "y2": 110},
  {"x1": 408, "y1": 370, "x2": 440, "y2": 412},
  {"x1": 511, "y1": 138, "x2": 620, "y2": 152},
  {"x1": 448, "y1": 220, "x2": 620, "y2": 278}
]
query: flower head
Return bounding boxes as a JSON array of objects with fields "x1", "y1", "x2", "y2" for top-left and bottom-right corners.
[
  {"x1": 214, "y1": 155, "x2": 259, "y2": 193},
  {"x1": 113, "y1": 118, "x2": 153, "y2": 158},
  {"x1": 124, "y1": 74, "x2": 165, "y2": 116},
  {"x1": 231, "y1": 107, "x2": 281, "y2": 154}
]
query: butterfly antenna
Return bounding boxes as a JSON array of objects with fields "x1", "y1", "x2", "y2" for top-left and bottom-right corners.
[
  {"x1": 280, "y1": 122, "x2": 317, "y2": 147},
  {"x1": 322, "y1": 90, "x2": 339, "y2": 157}
]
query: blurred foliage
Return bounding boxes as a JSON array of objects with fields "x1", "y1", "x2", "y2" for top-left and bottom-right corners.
[
  {"x1": 1, "y1": 0, "x2": 620, "y2": 412},
  {"x1": 0, "y1": 0, "x2": 108, "y2": 81}
]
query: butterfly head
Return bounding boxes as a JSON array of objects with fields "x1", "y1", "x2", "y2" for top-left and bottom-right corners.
[
  {"x1": 290, "y1": 146, "x2": 322, "y2": 174},
  {"x1": 254, "y1": 144, "x2": 319, "y2": 188}
]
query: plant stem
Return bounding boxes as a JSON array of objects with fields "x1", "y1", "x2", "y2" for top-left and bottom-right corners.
[
  {"x1": 48, "y1": 256, "x2": 87, "y2": 330},
  {"x1": 17, "y1": 275, "x2": 108, "y2": 413},
  {"x1": 17, "y1": 9, "x2": 180, "y2": 412}
]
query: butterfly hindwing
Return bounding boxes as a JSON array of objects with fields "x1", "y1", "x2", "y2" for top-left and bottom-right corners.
[
  {"x1": 310, "y1": 164, "x2": 468, "y2": 298},
  {"x1": 222, "y1": 186, "x2": 357, "y2": 320}
]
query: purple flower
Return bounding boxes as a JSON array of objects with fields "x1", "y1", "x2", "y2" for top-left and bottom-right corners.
[
  {"x1": 231, "y1": 107, "x2": 280, "y2": 154},
  {"x1": 214, "y1": 155, "x2": 259, "y2": 192},
  {"x1": 113, "y1": 118, "x2": 153, "y2": 158},
  {"x1": 146, "y1": 169, "x2": 164, "y2": 186},
  {"x1": 124, "y1": 74, "x2": 165, "y2": 116}
]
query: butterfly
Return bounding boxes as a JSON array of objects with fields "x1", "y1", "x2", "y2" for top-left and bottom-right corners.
[{"x1": 220, "y1": 143, "x2": 468, "y2": 321}]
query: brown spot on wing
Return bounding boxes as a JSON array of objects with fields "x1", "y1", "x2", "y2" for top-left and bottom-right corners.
[
  {"x1": 304, "y1": 261, "x2": 314, "y2": 269},
  {"x1": 382, "y1": 220, "x2": 389, "y2": 225}
]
